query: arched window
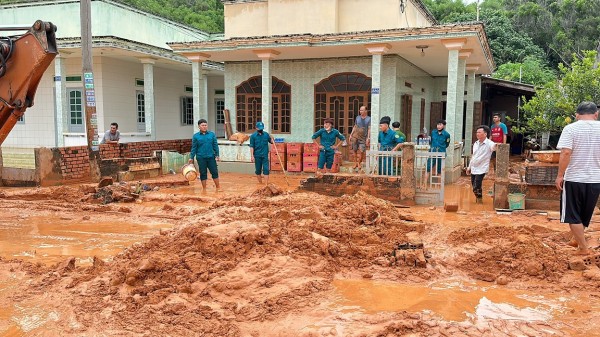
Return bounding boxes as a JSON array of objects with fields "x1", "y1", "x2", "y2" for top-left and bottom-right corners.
[
  {"x1": 314, "y1": 72, "x2": 371, "y2": 136},
  {"x1": 236, "y1": 76, "x2": 291, "y2": 133}
]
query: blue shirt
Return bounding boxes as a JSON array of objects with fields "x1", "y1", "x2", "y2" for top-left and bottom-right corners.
[
  {"x1": 430, "y1": 129, "x2": 451, "y2": 152},
  {"x1": 190, "y1": 131, "x2": 219, "y2": 160},
  {"x1": 249, "y1": 131, "x2": 272, "y2": 158},
  {"x1": 378, "y1": 129, "x2": 402, "y2": 150},
  {"x1": 312, "y1": 128, "x2": 345, "y2": 151}
]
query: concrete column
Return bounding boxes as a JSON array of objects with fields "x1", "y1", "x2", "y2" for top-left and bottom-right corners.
[
  {"x1": 182, "y1": 53, "x2": 211, "y2": 134},
  {"x1": 400, "y1": 143, "x2": 416, "y2": 203},
  {"x1": 455, "y1": 50, "x2": 470, "y2": 143},
  {"x1": 365, "y1": 43, "x2": 391, "y2": 149},
  {"x1": 54, "y1": 54, "x2": 68, "y2": 147},
  {"x1": 442, "y1": 39, "x2": 466, "y2": 172},
  {"x1": 464, "y1": 64, "x2": 480, "y2": 156},
  {"x1": 253, "y1": 50, "x2": 280, "y2": 133},
  {"x1": 140, "y1": 58, "x2": 156, "y2": 140},
  {"x1": 261, "y1": 59, "x2": 272, "y2": 131}
]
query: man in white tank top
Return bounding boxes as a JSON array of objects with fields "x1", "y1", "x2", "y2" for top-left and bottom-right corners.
[{"x1": 556, "y1": 101, "x2": 600, "y2": 255}]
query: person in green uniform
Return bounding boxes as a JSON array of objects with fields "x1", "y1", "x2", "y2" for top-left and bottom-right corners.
[
  {"x1": 249, "y1": 121, "x2": 273, "y2": 184},
  {"x1": 378, "y1": 117, "x2": 403, "y2": 175},
  {"x1": 312, "y1": 118, "x2": 346, "y2": 174},
  {"x1": 188, "y1": 119, "x2": 221, "y2": 191}
]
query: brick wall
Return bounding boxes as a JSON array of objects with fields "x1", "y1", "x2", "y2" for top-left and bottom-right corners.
[
  {"x1": 300, "y1": 175, "x2": 415, "y2": 205},
  {"x1": 99, "y1": 139, "x2": 192, "y2": 160},
  {"x1": 56, "y1": 146, "x2": 91, "y2": 180}
]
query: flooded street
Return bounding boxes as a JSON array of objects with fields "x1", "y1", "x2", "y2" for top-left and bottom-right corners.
[{"x1": 1, "y1": 172, "x2": 600, "y2": 336}]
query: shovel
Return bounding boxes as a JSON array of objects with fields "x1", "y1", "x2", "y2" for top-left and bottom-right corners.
[{"x1": 272, "y1": 141, "x2": 290, "y2": 186}]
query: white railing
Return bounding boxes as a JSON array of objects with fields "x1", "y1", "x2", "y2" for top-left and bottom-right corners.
[
  {"x1": 451, "y1": 142, "x2": 463, "y2": 168},
  {"x1": 414, "y1": 149, "x2": 446, "y2": 204},
  {"x1": 365, "y1": 147, "x2": 403, "y2": 177}
]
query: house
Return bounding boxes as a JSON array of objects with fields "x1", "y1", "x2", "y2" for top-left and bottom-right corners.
[
  {"x1": 169, "y1": 0, "x2": 496, "y2": 182},
  {"x1": 0, "y1": 0, "x2": 224, "y2": 148}
]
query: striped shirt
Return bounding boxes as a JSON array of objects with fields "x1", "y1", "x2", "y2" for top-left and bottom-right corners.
[{"x1": 557, "y1": 120, "x2": 600, "y2": 183}]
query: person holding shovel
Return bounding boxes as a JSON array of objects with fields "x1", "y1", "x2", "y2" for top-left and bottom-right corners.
[
  {"x1": 249, "y1": 121, "x2": 273, "y2": 184},
  {"x1": 312, "y1": 118, "x2": 345, "y2": 174}
]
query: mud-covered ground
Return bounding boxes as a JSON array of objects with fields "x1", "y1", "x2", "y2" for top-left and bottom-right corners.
[{"x1": 1, "y1": 173, "x2": 600, "y2": 337}]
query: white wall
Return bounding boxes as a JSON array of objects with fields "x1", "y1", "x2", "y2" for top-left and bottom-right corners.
[
  {"x1": 3, "y1": 73, "x2": 56, "y2": 148},
  {"x1": 0, "y1": 0, "x2": 209, "y2": 49}
]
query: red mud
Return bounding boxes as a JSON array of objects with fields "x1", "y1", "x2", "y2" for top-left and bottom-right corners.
[{"x1": 1, "y1": 174, "x2": 600, "y2": 336}]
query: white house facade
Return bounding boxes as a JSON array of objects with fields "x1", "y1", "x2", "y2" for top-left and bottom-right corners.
[{"x1": 0, "y1": 0, "x2": 225, "y2": 148}]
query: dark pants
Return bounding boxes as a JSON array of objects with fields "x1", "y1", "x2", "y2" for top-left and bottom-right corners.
[
  {"x1": 198, "y1": 157, "x2": 219, "y2": 181},
  {"x1": 254, "y1": 156, "x2": 269, "y2": 175},
  {"x1": 471, "y1": 173, "x2": 485, "y2": 198},
  {"x1": 318, "y1": 149, "x2": 335, "y2": 169}
]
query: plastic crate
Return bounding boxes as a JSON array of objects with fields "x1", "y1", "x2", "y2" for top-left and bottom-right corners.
[
  {"x1": 525, "y1": 164, "x2": 558, "y2": 186},
  {"x1": 270, "y1": 160, "x2": 286, "y2": 171},
  {"x1": 303, "y1": 143, "x2": 319, "y2": 154},
  {"x1": 287, "y1": 153, "x2": 302, "y2": 163},
  {"x1": 287, "y1": 161, "x2": 302, "y2": 172},
  {"x1": 302, "y1": 153, "x2": 319, "y2": 163},
  {"x1": 303, "y1": 161, "x2": 318, "y2": 173},
  {"x1": 286, "y1": 143, "x2": 304, "y2": 154},
  {"x1": 270, "y1": 143, "x2": 286, "y2": 154}
]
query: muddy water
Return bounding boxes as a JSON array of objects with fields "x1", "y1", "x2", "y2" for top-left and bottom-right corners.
[
  {"x1": 333, "y1": 278, "x2": 600, "y2": 337},
  {"x1": 0, "y1": 215, "x2": 171, "y2": 266},
  {"x1": 332, "y1": 278, "x2": 571, "y2": 321}
]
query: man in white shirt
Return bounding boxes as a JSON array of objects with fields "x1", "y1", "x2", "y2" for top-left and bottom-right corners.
[
  {"x1": 467, "y1": 125, "x2": 496, "y2": 204},
  {"x1": 556, "y1": 101, "x2": 600, "y2": 255}
]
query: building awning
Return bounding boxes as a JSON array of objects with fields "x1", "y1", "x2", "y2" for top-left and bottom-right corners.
[
  {"x1": 57, "y1": 36, "x2": 223, "y2": 75},
  {"x1": 169, "y1": 23, "x2": 495, "y2": 76},
  {"x1": 481, "y1": 76, "x2": 536, "y2": 96}
]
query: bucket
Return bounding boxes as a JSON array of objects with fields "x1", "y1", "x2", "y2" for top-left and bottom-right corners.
[
  {"x1": 182, "y1": 164, "x2": 198, "y2": 181},
  {"x1": 508, "y1": 193, "x2": 525, "y2": 210}
]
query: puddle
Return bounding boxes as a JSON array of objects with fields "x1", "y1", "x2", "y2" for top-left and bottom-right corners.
[
  {"x1": 0, "y1": 215, "x2": 172, "y2": 265},
  {"x1": 332, "y1": 279, "x2": 570, "y2": 322}
]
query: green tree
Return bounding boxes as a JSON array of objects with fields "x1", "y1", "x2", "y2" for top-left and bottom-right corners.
[
  {"x1": 492, "y1": 56, "x2": 556, "y2": 86},
  {"x1": 516, "y1": 51, "x2": 600, "y2": 135},
  {"x1": 114, "y1": 0, "x2": 224, "y2": 33},
  {"x1": 440, "y1": 8, "x2": 545, "y2": 66},
  {"x1": 503, "y1": 0, "x2": 600, "y2": 67}
]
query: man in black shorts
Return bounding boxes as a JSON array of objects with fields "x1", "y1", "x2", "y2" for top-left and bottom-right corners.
[{"x1": 556, "y1": 101, "x2": 600, "y2": 255}]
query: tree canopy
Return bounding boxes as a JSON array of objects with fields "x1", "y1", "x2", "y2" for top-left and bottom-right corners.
[{"x1": 113, "y1": 0, "x2": 224, "y2": 33}]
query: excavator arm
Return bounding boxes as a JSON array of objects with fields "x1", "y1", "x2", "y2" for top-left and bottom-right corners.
[{"x1": 0, "y1": 20, "x2": 57, "y2": 145}]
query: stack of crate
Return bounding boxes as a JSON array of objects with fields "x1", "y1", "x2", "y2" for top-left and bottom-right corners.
[
  {"x1": 330, "y1": 152, "x2": 343, "y2": 173},
  {"x1": 303, "y1": 143, "x2": 319, "y2": 172},
  {"x1": 286, "y1": 143, "x2": 303, "y2": 172},
  {"x1": 270, "y1": 143, "x2": 286, "y2": 171}
]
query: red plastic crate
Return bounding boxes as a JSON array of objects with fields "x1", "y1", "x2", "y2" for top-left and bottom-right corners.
[
  {"x1": 287, "y1": 161, "x2": 302, "y2": 172},
  {"x1": 303, "y1": 161, "x2": 318, "y2": 173},
  {"x1": 286, "y1": 143, "x2": 304, "y2": 154},
  {"x1": 287, "y1": 153, "x2": 302, "y2": 163},
  {"x1": 333, "y1": 152, "x2": 342, "y2": 164},
  {"x1": 270, "y1": 160, "x2": 286, "y2": 171},
  {"x1": 303, "y1": 143, "x2": 319, "y2": 154},
  {"x1": 303, "y1": 153, "x2": 319, "y2": 163},
  {"x1": 270, "y1": 143, "x2": 287, "y2": 154}
]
